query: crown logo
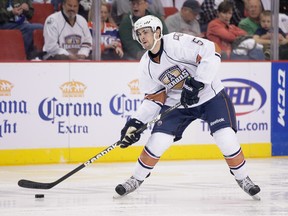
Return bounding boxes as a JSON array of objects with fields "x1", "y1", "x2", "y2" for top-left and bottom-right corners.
[
  {"x1": 60, "y1": 81, "x2": 87, "y2": 97},
  {"x1": 0, "y1": 80, "x2": 14, "y2": 96},
  {"x1": 128, "y1": 79, "x2": 140, "y2": 94}
]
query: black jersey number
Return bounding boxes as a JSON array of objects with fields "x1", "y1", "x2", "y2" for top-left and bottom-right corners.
[
  {"x1": 173, "y1": 33, "x2": 204, "y2": 46},
  {"x1": 192, "y1": 38, "x2": 204, "y2": 46}
]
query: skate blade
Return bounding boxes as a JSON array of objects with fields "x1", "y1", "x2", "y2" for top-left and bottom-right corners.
[
  {"x1": 113, "y1": 193, "x2": 125, "y2": 199},
  {"x1": 251, "y1": 194, "x2": 261, "y2": 201}
]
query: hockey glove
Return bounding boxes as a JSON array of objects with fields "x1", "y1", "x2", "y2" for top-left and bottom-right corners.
[
  {"x1": 180, "y1": 76, "x2": 204, "y2": 108},
  {"x1": 120, "y1": 118, "x2": 144, "y2": 148}
]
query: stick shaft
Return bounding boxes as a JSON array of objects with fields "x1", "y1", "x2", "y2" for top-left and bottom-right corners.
[
  {"x1": 18, "y1": 141, "x2": 120, "y2": 189},
  {"x1": 18, "y1": 102, "x2": 181, "y2": 189}
]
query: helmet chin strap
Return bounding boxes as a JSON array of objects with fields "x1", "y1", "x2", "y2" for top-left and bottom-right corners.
[
  {"x1": 149, "y1": 33, "x2": 162, "y2": 51},
  {"x1": 140, "y1": 32, "x2": 162, "y2": 51}
]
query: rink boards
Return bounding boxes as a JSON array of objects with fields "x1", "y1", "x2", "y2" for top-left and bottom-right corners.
[{"x1": 0, "y1": 61, "x2": 286, "y2": 165}]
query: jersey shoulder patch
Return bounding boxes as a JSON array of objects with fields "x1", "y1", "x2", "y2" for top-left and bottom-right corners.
[{"x1": 46, "y1": 16, "x2": 55, "y2": 25}]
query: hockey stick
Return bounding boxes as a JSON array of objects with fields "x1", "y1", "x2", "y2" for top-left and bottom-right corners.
[{"x1": 18, "y1": 102, "x2": 181, "y2": 190}]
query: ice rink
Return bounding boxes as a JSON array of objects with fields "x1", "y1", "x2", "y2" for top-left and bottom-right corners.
[{"x1": 0, "y1": 158, "x2": 287, "y2": 216}]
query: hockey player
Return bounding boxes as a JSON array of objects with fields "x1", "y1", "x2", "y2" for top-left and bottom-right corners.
[
  {"x1": 43, "y1": 0, "x2": 92, "y2": 60},
  {"x1": 115, "y1": 15, "x2": 261, "y2": 199}
]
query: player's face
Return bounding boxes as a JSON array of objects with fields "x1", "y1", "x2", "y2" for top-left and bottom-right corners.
[
  {"x1": 63, "y1": 0, "x2": 79, "y2": 20},
  {"x1": 136, "y1": 27, "x2": 155, "y2": 50}
]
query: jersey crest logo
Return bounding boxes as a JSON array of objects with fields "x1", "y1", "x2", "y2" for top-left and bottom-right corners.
[
  {"x1": 63, "y1": 35, "x2": 82, "y2": 51},
  {"x1": 159, "y1": 65, "x2": 189, "y2": 89}
]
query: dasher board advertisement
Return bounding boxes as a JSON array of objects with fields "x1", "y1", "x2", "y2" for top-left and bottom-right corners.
[
  {"x1": 271, "y1": 62, "x2": 288, "y2": 156},
  {"x1": 0, "y1": 62, "x2": 272, "y2": 164}
]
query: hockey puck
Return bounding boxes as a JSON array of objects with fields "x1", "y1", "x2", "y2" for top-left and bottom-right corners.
[{"x1": 35, "y1": 194, "x2": 44, "y2": 198}]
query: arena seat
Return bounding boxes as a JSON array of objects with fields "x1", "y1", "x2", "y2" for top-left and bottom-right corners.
[
  {"x1": 164, "y1": 7, "x2": 179, "y2": 18},
  {"x1": 30, "y1": 3, "x2": 55, "y2": 24},
  {"x1": 0, "y1": 30, "x2": 27, "y2": 60}
]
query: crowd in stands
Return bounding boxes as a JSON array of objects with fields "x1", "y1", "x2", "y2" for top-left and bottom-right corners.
[
  {"x1": 206, "y1": 0, "x2": 265, "y2": 60},
  {"x1": 0, "y1": 0, "x2": 287, "y2": 61}
]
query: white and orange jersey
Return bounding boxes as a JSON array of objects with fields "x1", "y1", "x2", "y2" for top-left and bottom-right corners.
[
  {"x1": 134, "y1": 32, "x2": 224, "y2": 123},
  {"x1": 43, "y1": 11, "x2": 92, "y2": 57}
]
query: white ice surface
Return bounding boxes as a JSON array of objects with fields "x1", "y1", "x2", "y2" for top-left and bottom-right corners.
[{"x1": 0, "y1": 158, "x2": 288, "y2": 216}]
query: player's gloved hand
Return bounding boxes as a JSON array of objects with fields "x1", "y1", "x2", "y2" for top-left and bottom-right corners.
[
  {"x1": 180, "y1": 76, "x2": 204, "y2": 108},
  {"x1": 120, "y1": 118, "x2": 144, "y2": 148}
]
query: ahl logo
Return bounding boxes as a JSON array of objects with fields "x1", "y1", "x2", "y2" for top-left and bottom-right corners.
[
  {"x1": 128, "y1": 79, "x2": 140, "y2": 94},
  {"x1": 60, "y1": 81, "x2": 87, "y2": 97},
  {"x1": 223, "y1": 78, "x2": 266, "y2": 116},
  {"x1": 0, "y1": 80, "x2": 14, "y2": 96}
]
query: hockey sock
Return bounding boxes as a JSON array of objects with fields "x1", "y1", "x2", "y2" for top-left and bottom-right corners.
[
  {"x1": 133, "y1": 132, "x2": 174, "y2": 181},
  {"x1": 133, "y1": 146, "x2": 160, "y2": 181},
  {"x1": 213, "y1": 127, "x2": 248, "y2": 180},
  {"x1": 225, "y1": 148, "x2": 248, "y2": 180}
]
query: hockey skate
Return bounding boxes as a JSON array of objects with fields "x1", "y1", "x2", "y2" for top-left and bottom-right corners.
[
  {"x1": 236, "y1": 176, "x2": 261, "y2": 200},
  {"x1": 114, "y1": 176, "x2": 143, "y2": 197}
]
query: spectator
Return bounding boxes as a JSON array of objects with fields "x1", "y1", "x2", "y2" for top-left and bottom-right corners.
[
  {"x1": 165, "y1": 0, "x2": 203, "y2": 37},
  {"x1": 111, "y1": 0, "x2": 165, "y2": 26},
  {"x1": 238, "y1": 0, "x2": 263, "y2": 35},
  {"x1": 43, "y1": 0, "x2": 92, "y2": 60},
  {"x1": 254, "y1": 0, "x2": 288, "y2": 34},
  {"x1": 88, "y1": 3, "x2": 124, "y2": 60},
  {"x1": 100, "y1": 3, "x2": 124, "y2": 60},
  {"x1": 118, "y1": 0, "x2": 168, "y2": 60},
  {"x1": 199, "y1": 0, "x2": 244, "y2": 33},
  {"x1": 207, "y1": 1, "x2": 264, "y2": 60},
  {"x1": 206, "y1": 1, "x2": 246, "y2": 58},
  {"x1": 253, "y1": 10, "x2": 288, "y2": 60},
  {"x1": 88, "y1": 1, "x2": 117, "y2": 26},
  {"x1": 0, "y1": 0, "x2": 43, "y2": 59}
]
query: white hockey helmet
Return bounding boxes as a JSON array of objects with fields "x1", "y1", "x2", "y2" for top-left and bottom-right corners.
[{"x1": 133, "y1": 15, "x2": 163, "y2": 50}]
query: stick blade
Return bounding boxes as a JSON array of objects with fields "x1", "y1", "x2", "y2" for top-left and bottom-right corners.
[{"x1": 18, "y1": 179, "x2": 54, "y2": 190}]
